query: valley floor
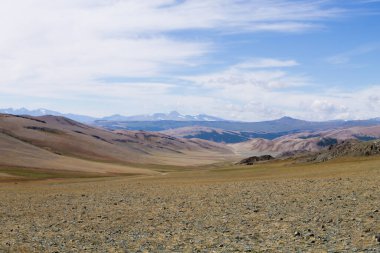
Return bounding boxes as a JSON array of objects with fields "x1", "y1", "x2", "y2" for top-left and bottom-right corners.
[{"x1": 1, "y1": 158, "x2": 380, "y2": 252}]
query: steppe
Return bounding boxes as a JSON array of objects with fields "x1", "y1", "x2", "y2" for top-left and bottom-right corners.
[{"x1": 1, "y1": 157, "x2": 379, "y2": 252}]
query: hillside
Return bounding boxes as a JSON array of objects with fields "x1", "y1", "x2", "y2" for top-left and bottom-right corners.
[
  {"x1": 308, "y1": 139, "x2": 380, "y2": 162},
  {"x1": 230, "y1": 125, "x2": 380, "y2": 157},
  {"x1": 0, "y1": 114, "x2": 234, "y2": 176}
]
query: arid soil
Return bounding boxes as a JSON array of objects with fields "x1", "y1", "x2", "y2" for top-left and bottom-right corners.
[{"x1": 1, "y1": 159, "x2": 380, "y2": 252}]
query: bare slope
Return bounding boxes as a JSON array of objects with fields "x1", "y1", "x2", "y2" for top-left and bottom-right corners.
[
  {"x1": 0, "y1": 114, "x2": 234, "y2": 175},
  {"x1": 231, "y1": 125, "x2": 380, "y2": 157}
]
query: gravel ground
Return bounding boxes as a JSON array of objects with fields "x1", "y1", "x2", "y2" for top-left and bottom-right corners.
[{"x1": 0, "y1": 169, "x2": 380, "y2": 252}]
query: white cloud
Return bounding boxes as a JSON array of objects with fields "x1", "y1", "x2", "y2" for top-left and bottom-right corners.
[
  {"x1": 234, "y1": 58, "x2": 299, "y2": 69},
  {"x1": 2, "y1": 0, "x2": 376, "y2": 121},
  {"x1": 183, "y1": 58, "x2": 307, "y2": 91},
  {"x1": 326, "y1": 43, "x2": 380, "y2": 65},
  {"x1": 309, "y1": 99, "x2": 349, "y2": 120},
  {"x1": 0, "y1": 0, "x2": 342, "y2": 85}
]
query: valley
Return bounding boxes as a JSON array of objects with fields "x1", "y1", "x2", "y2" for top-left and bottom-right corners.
[
  {"x1": 2, "y1": 1, "x2": 380, "y2": 252},
  {"x1": 0, "y1": 114, "x2": 234, "y2": 180},
  {"x1": 1, "y1": 113, "x2": 380, "y2": 252}
]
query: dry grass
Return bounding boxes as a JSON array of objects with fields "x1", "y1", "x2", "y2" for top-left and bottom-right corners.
[{"x1": 0, "y1": 157, "x2": 379, "y2": 252}]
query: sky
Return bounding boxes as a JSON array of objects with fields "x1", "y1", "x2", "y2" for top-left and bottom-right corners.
[{"x1": 0, "y1": 0, "x2": 380, "y2": 121}]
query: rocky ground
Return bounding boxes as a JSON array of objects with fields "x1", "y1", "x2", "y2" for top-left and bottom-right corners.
[{"x1": 0, "y1": 161, "x2": 380, "y2": 252}]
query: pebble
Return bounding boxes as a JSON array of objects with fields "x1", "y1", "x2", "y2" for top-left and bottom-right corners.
[
  {"x1": 375, "y1": 234, "x2": 380, "y2": 243},
  {"x1": 1, "y1": 172, "x2": 379, "y2": 252}
]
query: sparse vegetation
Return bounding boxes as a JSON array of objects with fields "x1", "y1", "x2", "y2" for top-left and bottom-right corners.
[
  {"x1": 1, "y1": 114, "x2": 380, "y2": 252},
  {"x1": 1, "y1": 157, "x2": 379, "y2": 252},
  {"x1": 0, "y1": 167, "x2": 102, "y2": 181}
]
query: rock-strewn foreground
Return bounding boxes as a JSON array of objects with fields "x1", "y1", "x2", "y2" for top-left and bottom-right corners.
[{"x1": 1, "y1": 159, "x2": 380, "y2": 252}]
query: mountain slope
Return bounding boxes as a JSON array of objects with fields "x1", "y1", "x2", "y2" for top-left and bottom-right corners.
[
  {"x1": 309, "y1": 139, "x2": 380, "y2": 162},
  {"x1": 0, "y1": 114, "x2": 234, "y2": 175},
  {"x1": 230, "y1": 125, "x2": 380, "y2": 157}
]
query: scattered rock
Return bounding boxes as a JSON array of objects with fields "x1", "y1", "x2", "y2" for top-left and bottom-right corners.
[
  {"x1": 375, "y1": 234, "x2": 380, "y2": 243},
  {"x1": 238, "y1": 155, "x2": 274, "y2": 165},
  {"x1": 1, "y1": 166, "x2": 379, "y2": 252}
]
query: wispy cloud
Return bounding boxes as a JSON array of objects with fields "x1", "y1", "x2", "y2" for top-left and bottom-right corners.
[
  {"x1": 234, "y1": 58, "x2": 299, "y2": 69},
  {"x1": 0, "y1": 1, "x2": 377, "y2": 120},
  {"x1": 183, "y1": 58, "x2": 306, "y2": 90},
  {"x1": 326, "y1": 43, "x2": 380, "y2": 64},
  {"x1": 0, "y1": 0, "x2": 343, "y2": 86}
]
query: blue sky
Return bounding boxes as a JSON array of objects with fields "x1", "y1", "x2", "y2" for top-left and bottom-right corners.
[{"x1": 0, "y1": 0, "x2": 379, "y2": 121}]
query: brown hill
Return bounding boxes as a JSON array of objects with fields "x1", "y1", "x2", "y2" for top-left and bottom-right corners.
[
  {"x1": 230, "y1": 137, "x2": 319, "y2": 157},
  {"x1": 0, "y1": 114, "x2": 234, "y2": 175},
  {"x1": 308, "y1": 139, "x2": 380, "y2": 162},
  {"x1": 230, "y1": 125, "x2": 380, "y2": 158}
]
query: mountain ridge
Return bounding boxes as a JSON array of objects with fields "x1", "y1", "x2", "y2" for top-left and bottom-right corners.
[
  {"x1": 95, "y1": 118, "x2": 380, "y2": 135},
  {"x1": 230, "y1": 125, "x2": 380, "y2": 157},
  {"x1": 0, "y1": 108, "x2": 226, "y2": 123},
  {"x1": 101, "y1": 110, "x2": 226, "y2": 122}
]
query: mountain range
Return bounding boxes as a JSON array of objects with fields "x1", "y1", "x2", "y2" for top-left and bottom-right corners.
[
  {"x1": 2, "y1": 108, "x2": 380, "y2": 144},
  {"x1": 101, "y1": 110, "x2": 225, "y2": 121},
  {"x1": 0, "y1": 108, "x2": 225, "y2": 123},
  {"x1": 1, "y1": 112, "x2": 380, "y2": 178},
  {"x1": 0, "y1": 108, "x2": 97, "y2": 123},
  {"x1": 96, "y1": 116, "x2": 380, "y2": 139}
]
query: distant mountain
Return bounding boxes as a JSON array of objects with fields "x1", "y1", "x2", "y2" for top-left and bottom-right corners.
[
  {"x1": 94, "y1": 116, "x2": 380, "y2": 134},
  {"x1": 3, "y1": 108, "x2": 380, "y2": 143},
  {"x1": 0, "y1": 107, "x2": 56, "y2": 116},
  {"x1": 231, "y1": 125, "x2": 380, "y2": 157},
  {"x1": 101, "y1": 111, "x2": 225, "y2": 122},
  {"x1": 161, "y1": 126, "x2": 290, "y2": 143},
  {"x1": 0, "y1": 108, "x2": 96, "y2": 123},
  {"x1": 0, "y1": 108, "x2": 225, "y2": 123}
]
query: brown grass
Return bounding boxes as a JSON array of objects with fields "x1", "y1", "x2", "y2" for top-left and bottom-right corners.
[{"x1": 0, "y1": 156, "x2": 379, "y2": 252}]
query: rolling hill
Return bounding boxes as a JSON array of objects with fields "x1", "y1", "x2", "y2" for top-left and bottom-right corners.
[
  {"x1": 230, "y1": 125, "x2": 380, "y2": 157},
  {"x1": 0, "y1": 114, "x2": 234, "y2": 176}
]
